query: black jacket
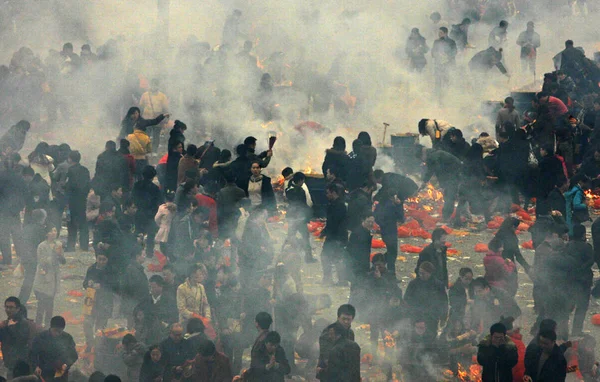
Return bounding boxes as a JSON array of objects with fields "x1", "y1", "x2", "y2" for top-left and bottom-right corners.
[
  {"x1": 448, "y1": 278, "x2": 473, "y2": 321},
  {"x1": 404, "y1": 277, "x2": 448, "y2": 324},
  {"x1": 119, "y1": 114, "x2": 166, "y2": 140},
  {"x1": 347, "y1": 188, "x2": 372, "y2": 233},
  {"x1": 167, "y1": 128, "x2": 185, "y2": 151},
  {"x1": 132, "y1": 179, "x2": 163, "y2": 221},
  {"x1": 321, "y1": 149, "x2": 350, "y2": 181},
  {"x1": 248, "y1": 344, "x2": 291, "y2": 382},
  {"x1": 160, "y1": 337, "x2": 194, "y2": 381},
  {"x1": 477, "y1": 334, "x2": 519, "y2": 382},
  {"x1": 0, "y1": 168, "x2": 26, "y2": 216},
  {"x1": 21, "y1": 222, "x2": 47, "y2": 265},
  {"x1": 524, "y1": 343, "x2": 567, "y2": 382},
  {"x1": 0, "y1": 313, "x2": 31, "y2": 368},
  {"x1": 30, "y1": 330, "x2": 78, "y2": 378},
  {"x1": 66, "y1": 163, "x2": 91, "y2": 203},
  {"x1": 165, "y1": 151, "x2": 182, "y2": 193},
  {"x1": 285, "y1": 181, "x2": 310, "y2": 220},
  {"x1": 94, "y1": 149, "x2": 128, "y2": 197},
  {"x1": 347, "y1": 226, "x2": 372, "y2": 277},
  {"x1": 322, "y1": 197, "x2": 348, "y2": 244},
  {"x1": 416, "y1": 244, "x2": 448, "y2": 287},
  {"x1": 423, "y1": 149, "x2": 462, "y2": 187},
  {"x1": 325, "y1": 337, "x2": 361, "y2": 382},
  {"x1": 137, "y1": 293, "x2": 179, "y2": 328},
  {"x1": 537, "y1": 155, "x2": 566, "y2": 198}
]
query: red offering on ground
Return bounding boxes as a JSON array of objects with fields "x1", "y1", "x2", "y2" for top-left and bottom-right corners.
[
  {"x1": 67, "y1": 290, "x2": 84, "y2": 297},
  {"x1": 397, "y1": 226, "x2": 411, "y2": 238},
  {"x1": 474, "y1": 243, "x2": 489, "y2": 253},
  {"x1": 517, "y1": 223, "x2": 530, "y2": 232},
  {"x1": 403, "y1": 220, "x2": 421, "y2": 230},
  {"x1": 487, "y1": 220, "x2": 502, "y2": 229},
  {"x1": 400, "y1": 244, "x2": 423, "y2": 253},
  {"x1": 592, "y1": 314, "x2": 600, "y2": 326},
  {"x1": 516, "y1": 210, "x2": 532, "y2": 221},
  {"x1": 521, "y1": 240, "x2": 534, "y2": 250},
  {"x1": 440, "y1": 225, "x2": 453, "y2": 234},
  {"x1": 371, "y1": 238, "x2": 386, "y2": 248},
  {"x1": 447, "y1": 248, "x2": 459, "y2": 255}
]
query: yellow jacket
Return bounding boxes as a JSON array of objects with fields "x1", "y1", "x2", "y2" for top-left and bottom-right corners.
[
  {"x1": 177, "y1": 278, "x2": 211, "y2": 321},
  {"x1": 127, "y1": 130, "x2": 152, "y2": 159},
  {"x1": 140, "y1": 91, "x2": 169, "y2": 119}
]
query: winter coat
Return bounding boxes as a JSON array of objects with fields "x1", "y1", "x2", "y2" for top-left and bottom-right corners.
[
  {"x1": 83, "y1": 264, "x2": 115, "y2": 316},
  {"x1": 165, "y1": 151, "x2": 182, "y2": 193},
  {"x1": 321, "y1": 149, "x2": 350, "y2": 181},
  {"x1": 33, "y1": 240, "x2": 66, "y2": 297},
  {"x1": 248, "y1": 343, "x2": 291, "y2": 382},
  {"x1": 137, "y1": 293, "x2": 179, "y2": 328},
  {"x1": 195, "y1": 194, "x2": 218, "y2": 238},
  {"x1": 191, "y1": 352, "x2": 232, "y2": 382},
  {"x1": 30, "y1": 330, "x2": 78, "y2": 378},
  {"x1": 66, "y1": 163, "x2": 91, "y2": 204},
  {"x1": 322, "y1": 197, "x2": 348, "y2": 244},
  {"x1": 128, "y1": 130, "x2": 153, "y2": 159},
  {"x1": 0, "y1": 313, "x2": 32, "y2": 369},
  {"x1": 177, "y1": 278, "x2": 211, "y2": 321},
  {"x1": 132, "y1": 179, "x2": 163, "y2": 223},
  {"x1": 469, "y1": 47, "x2": 507, "y2": 74},
  {"x1": 508, "y1": 331, "x2": 526, "y2": 382},
  {"x1": 537, "y1": 155, "x2": 566, "y2": 198},
  {"x1": 423, "y1": 149, "x2": 462, "y2": 188},
  {"x1": 139, "y1": 355, "x2": 165, "y2": 382},
  {"x1": 484, "y1": 250, "x2": 516, "y2": 291},
  {"x1": 477, "y1": 334, "x2": 518, "y2": 382},
  {"x1": 154, "y1": 203, "x2": 175, "y2": 243},
  {"x1": 565, "y1": 184, "x2": 589, "y2": 233},
  {"x1": 0, "y1": 122, "x2": 28, "y2": 154},
  {"x1": 94, "y1": 149, "x2": 128, "y2": 197},
  {"x1": 325, "y1": 337, "x2": 361, "y2": 382},
  {"x1": 21, "y1": 222, "x2": 46, "y2": 265},
  {"x1": 420, "y1": 119, "x2": 453, "y2": 147},
  {"x1": 347, "y1": 188, "x2": 372, "y2": 233},
  {"x1": 285, "y1": 181, "x2": 311, "y2": 221},
  {"x1": 406, "y1": 34, "x2": 430, "y2": 68},
  {"x1": 159, "y1": 337, "x2": 194, "y2": 382},
  {"x1": 120, "y1": 261, "x2": 149, "y2": 315},
  {"x1": 374, "y1": 197, "x2": 404, "y2": 235},
  {"x1": 524, "y1": 343, "x2": 567, "y2": 382},
  {"x1": 122, "y1": 341, "x2": 146, "y2": 382},
  {"x1": 449, "y1": 278, "x2": 474, "y2": 321},
  {"x1": 178, "y1": 156, "x2": 200, "y2": 185},
  {"x1": 167, "y1": 129, "x2": 185, "y2": 152},
  {"x1": 240, "y1": 175, "x2": 276, "y2": 216},
  {"x1": 404, "y1": 277, "x2": 448, "y2": 324},
  {"x1": 416, "y1": 244, "x2": 449, "y2": 287}
]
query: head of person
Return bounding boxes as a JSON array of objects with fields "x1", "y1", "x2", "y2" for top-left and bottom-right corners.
[
  {"x1": 4, "y1": 297, "x2": 21, "y2": 319},
  {"x1": 439, "y1": 27, "x2": 448, "y2": 38},
  {"x1": 281, "y1": 167, "x2": 293, "y2": 180},
  {"x1": 235, "y1": 144, "x2": 248, "y2": 158},
  {"x1": 499, "y1": 316, "x2": 515, "y2": 334},
  {"x1": 332, "y1": 136, "x2": 346, "y2": 152},
  {"x1": 46, "y1": 225, "x2": 58, "y2": 242},
  {"x1": 169, "y1": 323, "x2": 184, "y2": 342},
  {"x1": 337, "y1": 304, "x2": 356, "y2": 329},
  {"x1": 22, "y1": 166, "x2": 34, "y2": 182},
  {"x1": 488, "y1": 237, "x2": 503, "y2": 253},
  {"x1": 62, "y1": 42, "x2": 73, "y2": 54},
  {"x1": 430, "y1": 12, "x2": 441, "y2": 22},
  {"x1": 538, "y1": 329, "x2": 557, "y2": 353},
  {"x1": 197, "y1": 340, "x2": 217, "y2": 361},
  {"x1": 255, "y1": 311, "x2": 273, "y2": 331},
  {"x1": 111, "y1": 185, "x2": 123, "y2": 200},
  {"x1": 149, "y1": 345, "x2": 162, "y2": 363},
  {"x1": 31, "y1": 208, "x2": 47, "y2": 226},
  {"x1": 371, "y1": 253, "x2": 387, "y2": 275},
  {"x1": 162, "y1": 265, "x2": 175, "y2": 284},
  {"x1": 149, "y1": 275, "x2": 164, "y2": 297},
  {"x1": 187, "y1": 317, "x2": 205, "y2": 335},
  {"x1": 460, "y1": 18, "x2": 471, "y2": 29},
  {"x1": 526, "y1": 21, "x2": 534, "y2": 32},
  {"x1": 173, "y1": 120, "x2": 187, "y2": 132},
  {"x1": 499, "y1": 20, "x2": 508, "y2": 29},
  {"x1": 449, "y1": 129, "x2": 463, "y2": 143},
  {"x1": 185, "y1": 144, "x2": 198, "y2": 158},
  {"x1": 142, "y1": 165, "x2": 157, "y2": 181},
  {"x1": 125, "y1": 107, "x2": 140, "y2": 122},
  {"x1": 264, "y1": 331, "x2": 281, "y2": 354},
  {"x1": 250, "y1": 160, "x2": 262, "y2": 177},
  {"x1": 539, "y1": 144, "x2": 554, "y2": 157},
  {"x1": 418, "y1": 261, "x2": 435, "y2": 281},
  {"x1": 325, "y1": 182, "x2": 343, "y2": 201},
  {"x1": 326, "y1": 166, "x2": 339, "y2": 181},
  {"x1": 357, "y1": 131, "x2": 372, "y2": 146},
  {"x1": 68, "y1": 150, "x2": 81, "y2": 165},
  {"x1": 566, "y1": 40, "x2": 574, "y2": 48},
  {"x1": 219, "y1": 149, "x2": 232, "y2": 163},
  {"x1": 123, "y1": 198, "x2": 137, "y2": 215},
  {"x1": 190, "y1": 263, "x2": 207, "y2": 285},
  {"x1": 410, "y1": 27, "x2": 420, "y2": 37},
  {"x1": 361, "y1": 213, "x2": 375, "y2": 231},
  {"x1": 459, "y1": 267, "x2": 473, "y2": 286},
  {"x1": 373, "y1": 169, "x2": 384, "y2": 184},
  {"x1": 99, "y1": 201, "x2": 115, "y2": 218},
  {"x1": 472, "y1": 277, "x2": 491, "y2": 298},
  {"x1": 89, "y1": 371, "x2": 106, "y2": 382},
  {"x1": 244, "y1": 136, "x2": 257, "y2": 150},
  {"x1": 121, "y1": 334, "x2": 137, "y2": 350},
  {"x1": 105, "y1": 140, "x2": 116, "y2": 152},
  {"x1": 95, "y1": 252, "x2": 109, "y2": 270},
  {"x1": 150, "y1": 78, "x2": 160, "y2": 92},
  {"x1": 50, "y1": 315, "x2": 66, "y2": 337},
  {"x1": 504, "y1": 96, "x2": 514, "y2": 109},
  {"x1": 171, "y1": 142, "x2": 184, "y2": 154},
  {"x1": 431, "y1": 228, "x2": 447, "y2": 248},
  {"x1": 490, "y1": 322, "x2": 507, "y2": 347},
  {"x1": 351, "y1": 139, "x2": 363, "y2": 154},
  {"x1": 413, "y1": 318, "x2": 427, "y2": 336},
  {"x1": 292, "y1": 172, "x2": 306, "y2": 187},
  {"x1": 118, "y1": 139, "x2": 130, "y2": 154}
]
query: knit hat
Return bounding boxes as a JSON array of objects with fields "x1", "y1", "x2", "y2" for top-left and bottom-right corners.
[{"x1": 419, "y1": 261, "x2": 435, "y2": 274}]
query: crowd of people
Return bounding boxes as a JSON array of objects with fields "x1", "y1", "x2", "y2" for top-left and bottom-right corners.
[{"x1": 2, "y1": 3, "x2": 600, "y2": 382}]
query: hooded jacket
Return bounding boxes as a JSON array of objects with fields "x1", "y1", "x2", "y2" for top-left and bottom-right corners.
[
  {"x1": 477, "y1": 334, "x2": 518, "y2": 382},
  {"x1": 321, "y1": 149, "x2": 350, "y2": 181}
]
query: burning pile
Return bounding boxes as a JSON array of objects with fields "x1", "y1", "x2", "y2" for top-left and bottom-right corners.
[{"x1": 585, "y1": 189, "x2": 600, "y2": 209}]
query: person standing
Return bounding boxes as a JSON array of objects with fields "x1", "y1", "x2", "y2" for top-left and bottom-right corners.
[
  {"x1": 65, "y1": 151, "x2": 90, "y2": 252},
  {"x1": 565, "y1": 224, "x2": 594, "y2": 335},
  {"x1": 431, "y1": 27, "x2": 457, "y2": 97},
  {"x1": 248, "y1": 331, "x2": 291, "y2": 382},
  {"x1": 94, "y1": 141, "x2": 128, "y2": 199},
  {"x1": 477, "y1": 322, "x2": 518, "y2": 382},
  {"x1": 406, "y1": 28, "x2": 429, "y2": 72},
  {"x1": 18, "y1": 209, "x2": 47, "y2": 303},
  {"x1": 416, "y1": 228, "x2": 449, "y2": 287},
  {"x1": 374, "y1": 189, "x2": 404, "y2": 277},
  {"x1": 517, "y1": 22, "x2": 541, "y2": 74},
  {"x1": 33, "y1": 227, "x2": 66, "y2": 327},
  {"x1": 320, "y1": 182, "x2": 348, "y2": 285},
  {"x1": 284, "y1": 172, "x2": 316, "y2": 263},
  {"x1": 495, "y1": 97, "x2": 521, "y2": 137},
  {"x1": 132, "y1": 166, "x2": 163, "y2": 256},
  {"x1": 83, "y1": 251, "x2": 114, "y2": 351},
  {"x1": 322, "y1": 323, "x2": 361, "y2": 382},
  {"x1": 139, "y1": 79, "x2": 169, "y2": 155},
  {"x1": 30, "y1": 316, "x2": 78, "y2": 382},
  {"x1": 0, "y1": 297, "x2": 32, "y2": 374},
  {"x1": 177, "y1": 264, "x2": 212, "y2": 322},
  {"x1": 488, "y1": 21, "x2": 509, "y2": 50},
  {"x1": 159, "y1": 324, "x2": 192, "y2": 382},
  {"x1": 524, "y1": 330, "x2": 567, "y2": 382}
]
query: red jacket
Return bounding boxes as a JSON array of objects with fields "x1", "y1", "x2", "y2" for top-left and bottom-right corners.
[
  {"x1": 483, "y1": 250, "x2": 515, "y2": 290},
  {"x1": 508, "y1": 330, "x2": 525, "y2": 382},
  {"x1": 196, "y1": 194, "x2": 218, "y2": 238}
]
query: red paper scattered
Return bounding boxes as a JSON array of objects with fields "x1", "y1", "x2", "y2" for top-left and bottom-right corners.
[
  {"x1": 67, "y1": 290, "x2": 84, "y2": 297},
  {"x1": 517, "y1": 223, "x2": 530, "y2": 232},
  {"x1": 403, "y1": 220, "x2": 421, "y2": 230},
  {"x1": 440, "y1": 225, "x2": 453, "y2": 234},
  {"x1": 487, "y1": 220, "x2": 502, "y2": 229},
  {"x1": 447, "y1": 248, "x2": 458, "y2": 255},
  {"x1": 397, "y1": 226, "x2": 411, "y2": 238},
  {"x1": 521, "y1": 240, "x2": 534, "y2": 250},
  {"x1": 371, "y1": 239, "x2": 386, "y2": 248},
  {"x1": 400, "y1": 244, "x2": 423, "y2": 253},
  {"x1": 516, "y1": 210, "x2": 532, "y2": 221},
  {"x1": 445, "y1": 242, "x2": 452, "y2": 247},
  {"x1": 474, "y1": 243, "x2": 489, "y2": 253},
  {"x1": 592, "y1": 314, "x2": 600, "y2": 326}
]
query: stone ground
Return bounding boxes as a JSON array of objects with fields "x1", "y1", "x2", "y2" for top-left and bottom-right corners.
[{"x1": 0, "y1": 208, "x2": 597, "y2": 381}]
